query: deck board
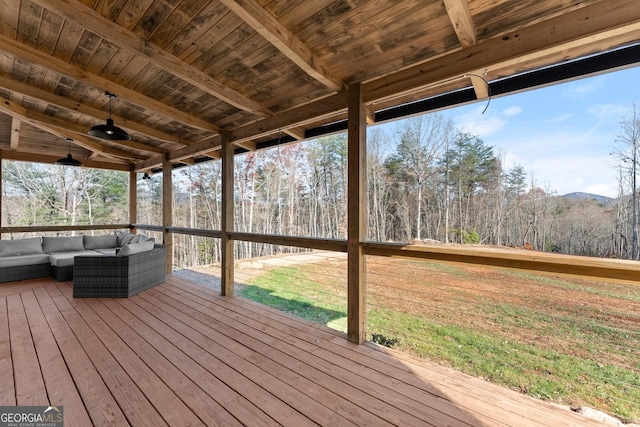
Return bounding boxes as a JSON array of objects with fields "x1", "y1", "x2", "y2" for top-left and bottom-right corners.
[
  {"x1": 7, "y1": 293, "x2": 48, "y2": 406},
  {"x1": 20, "y1": 290, "x2": 92, "y2": 427},
  {"x1": 0, "y1": 298, "x2": 15, "y2": 406},
  {"x1": 0, "y1": 276, "x2": 608, "y2": 427},
  {"x1": 32, "y1": 285, "x2": 129, "y2": 427}
]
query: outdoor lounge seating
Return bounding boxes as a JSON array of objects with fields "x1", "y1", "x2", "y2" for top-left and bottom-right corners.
[
  {"x1": 0, "y1": 233, "x2": 165, "y2": 297},
  {"x1": 73, "y1": 243, "x2": 166, "y2": 298}
]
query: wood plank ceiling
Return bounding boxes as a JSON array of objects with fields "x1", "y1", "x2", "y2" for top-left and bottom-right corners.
[{"x1": 0, "y1": 0, "x2": 638, "y2": 172}]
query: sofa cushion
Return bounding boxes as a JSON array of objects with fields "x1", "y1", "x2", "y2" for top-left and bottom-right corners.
[
  {"x1": 95, "y1": 248, "x2": 118, "y2": 256},
  {"x1": 0, "y1": 237, "x2": 44, "y2": 257},
  {"x1": 84, "y1": 234, "x2": 118, "y2": 250},
  {"x1": 42, "y1": 236, "x2": 84, "y2": 253},
  {"x1": 48, "y1": 250, "x2": 104, "y2": 267},
  {"x1": 0, "y1": 254, "x2": 50, "y2": 268},
  {"x1": 116, "y1": 231, "x2": 137, "y2": 247},
  {"x1": 117, "y1": 241, "x2": 155, "y2": 257}
]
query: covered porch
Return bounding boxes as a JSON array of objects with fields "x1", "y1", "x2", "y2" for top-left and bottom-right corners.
[
  {"x1": 2, "y1": 275, "x2": 605, "y2": 427},
  {"x1": 1, "y1": 1, "x2": 639, "y2": 425}
]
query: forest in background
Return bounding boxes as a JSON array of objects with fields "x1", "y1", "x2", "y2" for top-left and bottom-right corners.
[{"x1": 2, "y1": 109, "x2": 639, "y2": 269}]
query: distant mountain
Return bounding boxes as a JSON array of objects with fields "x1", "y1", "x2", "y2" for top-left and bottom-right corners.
[{"x1": 560, "y1": 192, "x2": 614, "y2": 205}]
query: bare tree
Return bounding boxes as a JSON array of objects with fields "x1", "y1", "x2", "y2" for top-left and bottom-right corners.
[{"x1": 611, "y1": 101, "x2": 640, "y2": 259}]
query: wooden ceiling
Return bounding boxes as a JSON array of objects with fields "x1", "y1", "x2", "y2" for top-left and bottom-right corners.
[{"x1": 0, "y1": 0, "x2": 638, "y2": 172}]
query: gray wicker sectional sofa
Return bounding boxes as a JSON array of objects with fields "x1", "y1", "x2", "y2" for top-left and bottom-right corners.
[{"x1": 0, "y1": 232, "x2": 166, "y2": 297}]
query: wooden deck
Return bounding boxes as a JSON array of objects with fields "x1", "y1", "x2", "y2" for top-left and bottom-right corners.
[{"x1": 0, "y1": 275, "x2": 605, "y2": 427}]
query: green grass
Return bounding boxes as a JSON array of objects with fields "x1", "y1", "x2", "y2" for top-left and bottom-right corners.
[
  {"x1": 367, "y1": 307, "x2": 639, "y2": 421},
  {"x1": 241, "y1": 262, "x2": 640, "y2": 423},
  {"x1": 240, "y1": 266, "x2": 347, "y2": 329}
]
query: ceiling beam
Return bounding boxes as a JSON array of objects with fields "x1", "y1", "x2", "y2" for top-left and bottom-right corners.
[
  {"x1": 135, "y1": 92, "x2": 348, "y2": 170},
  {"x1": 0, "y1": 73, "x2": 188, "y2": 147},
  {"x1": 364, "y1": 0, "x2": 640, "y2": 104},
  {"x1": 443, "y1": 0, "x2": 476, "y2": 47},
  {"x1": 283, "y1": 127, "x2": 305, "y2": 141},
  {"x1": 218, "y1": 0, "x2": 345, "y2": 92},
  {"x1": 32, "y1": 0, "x2": 271, "y2": 117},
  {"x1": 468, "y1": 72, "x2": 490, "y2": 99},
  {"x1": 14, "y1": 102, "x2": 160, "y2": 156},
  {"x1": 234, "y1": 140, "x2": 257, "y2": 151},
  {"x1": 1, "y1": 149, "x2": 131, "y2": 171},
  {"x1": 203, "y1": 151, "x2": 221, "y2": 160},
  {"x1": 135, "y1": 135, "x2": 223, "y2": 171},
  {"x1": 230, "y1": 93, "x2": 348, "y2": 145},
  {"x1": 10, "y1": 117, "x2": 20, "y2": 149},
  {"x1": 0, "y1": 33, "x2": 220, "y2": 133},
  {"x1": 0, "y1": 97, "x2": 137, "y2": 161}
]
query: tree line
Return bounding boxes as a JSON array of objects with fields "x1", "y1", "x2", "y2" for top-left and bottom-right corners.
[{"x1": 3, "y1": 107, "x2": 639, "y2": 268}]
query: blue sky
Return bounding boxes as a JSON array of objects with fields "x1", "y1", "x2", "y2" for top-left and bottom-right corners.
[{"x1": 438, "y1": 65, "x2": 640, "y2": 198}]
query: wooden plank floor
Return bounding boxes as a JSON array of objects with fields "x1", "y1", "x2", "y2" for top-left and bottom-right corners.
[{"x1": 0, "y1": 275, "x2": 606, "y2": 427}]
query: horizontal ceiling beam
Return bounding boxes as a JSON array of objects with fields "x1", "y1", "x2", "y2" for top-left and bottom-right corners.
[
  {"x1": 364, "y1": 0, "x2": 640, "y2": 104},
  {"x1": 443, "y1": 0, "x2": 476, "y2": 47},
  {"x1": 0, "y1": 73, "x2": 187, "y2": 147},
  {"x1": 1, "y1": 149, "x2": 131, "y2": 171},
  {"x1": 32, "y1": 0, "x2": 271, "y2": 117},
  {"x1": 135, "y1": 135, "x2": 223, "y2": 171},
  {"x1": 0, "y1": 97, "x2": 137, "y2": 161},
  {"x1": 219, "y1": 0, "x2": 345, "y2": 92},
  {"x1": 0, "y1": 33, "x2": 220, "y2": 133}
]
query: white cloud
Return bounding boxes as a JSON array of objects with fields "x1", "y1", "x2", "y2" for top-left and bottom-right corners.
[
  {"x1": 545, "y1": 113, "x2": 573, "y2": 123},
  {"x1": 455, "y1": 106, "x2": 507, "y2": 137},
  {"x1": 563, "y1": 80, "x2": 602, "y2": 98},
  {"x1": 588, "y1": 104, "x2": 628, "y2": 120},
  {"x1": 503, "y1": 106, "x2": 522, "y2": 117}
]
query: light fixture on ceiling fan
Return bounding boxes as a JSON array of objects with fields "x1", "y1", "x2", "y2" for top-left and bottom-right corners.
[
  {"x1": 88, "y1": 92, "x2": 131, "y2": 141},
  {"x1": 55, "y1": 138, "x2": 82, "y2": 167}
]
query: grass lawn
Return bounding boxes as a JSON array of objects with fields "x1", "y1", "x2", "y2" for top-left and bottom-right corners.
[{"x1": 240, "y1": 257, "x2": 640, "y2": 423}]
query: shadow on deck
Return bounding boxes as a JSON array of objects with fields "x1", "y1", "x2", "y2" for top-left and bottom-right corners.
[{"x1": 0, "y1": 275, "x2": 605, "y2": 426}]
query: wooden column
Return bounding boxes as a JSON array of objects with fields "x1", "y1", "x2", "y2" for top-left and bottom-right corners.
[
  {"x1": 129, "y1": 170, "x2": 137, "y2": 233},
  {"x1": 347, "y1": 83, "x2": 367, "y2": 344},
  {"x1": 221, "y1": 132, "x2": 234, "y2": 296},
  {"x1": 0, "y1": 151, "x2": 3, "y2": 231},
  {"x1": 162, "y1": 153, "x2": 173, "y2": 273}
]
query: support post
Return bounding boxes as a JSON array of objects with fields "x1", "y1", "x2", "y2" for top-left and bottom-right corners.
[
  {"x1": 347, "y1": 83, "x2": 367, "y2": 344},
  {"x1": 0, "y1": 151, "x2": 3, "y2": 232},
  {"x1": 129, "y1": 170, "x2": 137, "y2": 234},
  {"x1": 162, "y1": 153, "x2": 173, "y2": 273},
  {"x1": 221, "y1": 132, "x2": 235, "y2": 296}
]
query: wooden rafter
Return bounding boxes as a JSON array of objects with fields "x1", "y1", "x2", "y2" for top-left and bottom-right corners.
[
  {"x1": 0, "y1": 95, "x2": 166, "y2": 155},
  {"x1": 0, "y1": 149, "x2": 131, "y2": 170},
  {"x1": 0, "y1": 74, "x2": 188, "y2": 147},
  {"x1": 235, "y1": 140, "x2": 258, "y2": 151},
  {"x1": 135, "y1": 93, "x2": 348, "y2": 171},
  {"x1": 218, "y1": 0, "x2": 345, "y2": 92},
  {"x1": 364, "y1": 0, "x2": 640, "y2": 104},
  {"x1": 135, "y1": 135, "x2": 223, "y2": 171},
  {"x1": 468, "y1": 72, "x2": 490, "y2": 99},
  {"x1": 10, "y1": 117, "x2": 20, "y2": 149},
  {"x1": 32, "y1": 0, "x2": 272, "y2": 117},
  {"x1": 0, "y1": 97, "x2": 136, "y2": 161},
  {"x1": 14, "y1": 100, "x2": 162, "y2": 155},
  {"x1": 0, "y1": 33, "x2": 220, "y2": 133},
  {"x1": 283, "y1": 127, "x2": 305, "y2": 140},
  {"x1": 443, "y1": 0, "x2": 477, "y2": 47}
]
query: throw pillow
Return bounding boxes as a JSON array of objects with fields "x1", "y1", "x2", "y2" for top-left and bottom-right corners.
[
  {"x1": 116, "y1": 241, "x2": 155, "y2": 257},
  {"x1": 0, "y1": 237, "x2": 44, "y2": 257},
  {"x1": 84, "y1": 234, "x2": 118, "y2": 249},
  {"x1": 42, "y1": 236, "x2": 84, "y2": 253}
]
